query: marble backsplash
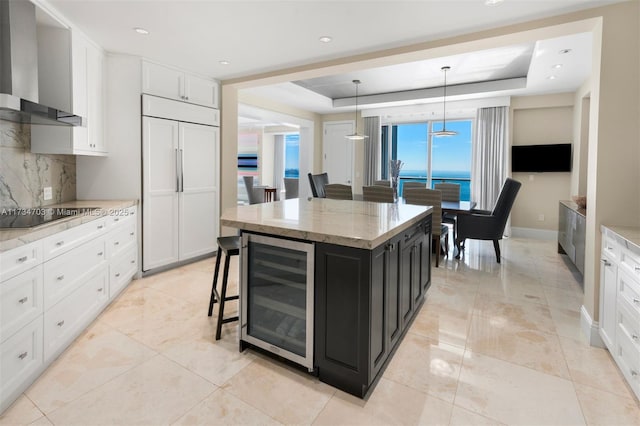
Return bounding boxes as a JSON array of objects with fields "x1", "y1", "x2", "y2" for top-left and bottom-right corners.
[{"x1": 0, "y1": 120, "x2": 76, "y2": 210}]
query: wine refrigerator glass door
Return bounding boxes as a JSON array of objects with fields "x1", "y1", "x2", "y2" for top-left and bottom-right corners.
[{"x1": 240, "y1": 233, "x2": 314, "y2": 370}]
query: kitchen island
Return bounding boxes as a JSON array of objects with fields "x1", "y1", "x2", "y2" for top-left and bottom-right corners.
[{"x1": 221, "y1": 197, "x2": 432, "y2": 397}]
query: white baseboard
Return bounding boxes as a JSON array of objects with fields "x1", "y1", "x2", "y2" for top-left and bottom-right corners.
[
  {"x1": 511, "y1": 227, "x2": 558, "y2": 241},
  {"x1": 581, "y1": 305, "x2": 605, "y2": 348}
]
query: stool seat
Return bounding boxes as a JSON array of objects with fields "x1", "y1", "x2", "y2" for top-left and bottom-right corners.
[{"x1": 208, "y1": 236, "x2": 240, "y2": 340}]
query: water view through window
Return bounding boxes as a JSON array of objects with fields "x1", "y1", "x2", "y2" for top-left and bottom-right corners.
[
  {"x1": 384, "y1": 120, "x2": 472, "y2": 200},
  {"x1": 284, "y1": 134, "x2": 300, "y2": 178}
]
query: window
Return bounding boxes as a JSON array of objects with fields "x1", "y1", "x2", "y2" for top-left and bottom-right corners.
[
  {"x1": 381, "y1": 120, "x2": 473, "y2": 200},
  {"x1": 284, "y1": 134, "x2": 299, "y2": 178}
]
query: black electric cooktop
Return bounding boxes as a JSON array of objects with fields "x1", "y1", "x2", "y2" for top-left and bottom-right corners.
[{"x1": 0, "y1": 207, "x2": 98, "y2": 229}]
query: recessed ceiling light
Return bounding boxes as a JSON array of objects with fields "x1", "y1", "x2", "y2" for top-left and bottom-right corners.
[
  {"x1": 319, "y1": 36, "x2": 333, "y2": 43},
  {"x1": 134, "y1": 27, "x2": 149, "y2": 35},
  {"x1": 547, "y1": 75, "x2": 557, "y2": 80},
  {"x1": 219, "y1": 60, "x2": 230, "y2": 65},
  {"x1": 552, "y1": 64, "x2": 563, "y2": 69},
  {"x1": 485, "y1": 0, "x2": 504, "y2": 5},
  {"x1": 559, "y1": 48, "x2": 572, "y2": 54}
]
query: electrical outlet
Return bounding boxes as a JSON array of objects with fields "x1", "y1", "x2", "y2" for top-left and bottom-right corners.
[
  {"x1": 538, "y1": 214, "x2": 545, "y2": 221},
  {"x1": 529, "y1": 174, "x2": 535, "y2": 181},
  {"x1": 43, "y1": 187, "x2": 53, "y2": 201}
]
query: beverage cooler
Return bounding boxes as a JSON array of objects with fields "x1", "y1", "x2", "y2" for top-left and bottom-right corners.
[{"x1": 240, "y1": 233, "x2": 314, "y2": 370}]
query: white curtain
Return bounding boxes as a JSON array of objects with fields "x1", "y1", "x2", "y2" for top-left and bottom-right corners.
[
  {"x1": 363, "y1": 116, "x2": 380, "y2": 186},
  {"x1": 472, "y1": 107, "x2": 509, "y2": 211},
  {"x1": 273, "y1": 135, "x2": 285, "y2": 197}
]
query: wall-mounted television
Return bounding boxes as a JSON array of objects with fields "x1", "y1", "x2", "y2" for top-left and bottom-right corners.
[{"x1": 511, "y1": 143, "x2": 572, "y2": 172}]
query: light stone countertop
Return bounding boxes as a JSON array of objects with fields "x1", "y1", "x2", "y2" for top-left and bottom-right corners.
[
  {"x1": 602, "y1": 225, "x2": 640, "y2": 256},
  {"x1": 0, "y1": 200, "x2": 138, "y2": 252},
  {"x1": 221, "y1": 198, "x2": 432, "y2": 250}
]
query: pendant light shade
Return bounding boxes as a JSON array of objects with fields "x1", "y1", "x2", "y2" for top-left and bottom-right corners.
[
  {"x1": 431, "y1": 66, "x2": 457, "y2": 137},
  {"x1": 345, "y1": 79, "x2": 369, "y2": 140}
]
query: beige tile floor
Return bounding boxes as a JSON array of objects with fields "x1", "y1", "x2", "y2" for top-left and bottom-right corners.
[{"x1": 2, "y1": 237, "x2": 640, "y2": 425}]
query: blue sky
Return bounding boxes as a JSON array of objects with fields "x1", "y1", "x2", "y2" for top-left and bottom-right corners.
[
  {"x1": 285, "y1": 134, "x2": 299, "y2": 170},
  {"x1": 396, "y1": 120, "x2": 472, "y2": 174}
]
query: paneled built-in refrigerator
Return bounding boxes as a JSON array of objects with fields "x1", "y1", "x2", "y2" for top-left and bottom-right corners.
[{"x1": 142, "y1": 94, "x2": 219, "y2": 271}]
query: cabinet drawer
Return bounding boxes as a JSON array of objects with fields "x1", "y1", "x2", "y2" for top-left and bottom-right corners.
[
  {"x1": 621, "y1": 247, "x2": 640, "y2": 283},
  {"x1": 617, "y1": 297, "x2": 640, "y2": 349},
  {"x1": 108, "y1": 220, "x2": 137, "y2": 258},
  {"x1": 618, "y1": 269, "x2": 640, "y2": 317},
  {"x1": 615, "y1": 324, "x2": 640, "y2": 393},
  {"x1": 110, "y1": 246, "x2": 138, "y2": 298},
  {"x1": 602, "y1": 232, "x2": 619, "y2": 261},
  {"x1": 109, "y1": 206, "x2": 136, "y2": 227},
  {"x1": 0, "y1": 316, "x2": 43, "y2": 401},
  {"x1": 43, "y1": 237, "x2": 107, "y2": 310},
  {"x1": 0, "y1": 240, "x2": 43, "y2": 283},
  {"x1": 44, "y1": 268, "x2": 109, "y2": 362},
  {"x1": 43, "y1": 217, "x2": 108, "y2": 261},
  {"x1": 1, "y1": 266, "x2": 43, "y2": 343}
]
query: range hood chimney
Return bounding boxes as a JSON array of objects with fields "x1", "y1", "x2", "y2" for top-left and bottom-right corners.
[{"x1": 0, "y1": 0, "x2": 82, "y2": 126}]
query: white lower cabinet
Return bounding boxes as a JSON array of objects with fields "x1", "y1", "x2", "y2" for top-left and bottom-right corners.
[
  {"x1": 600, "y1": 225, "x2": 640, "y2": 400},
  {"x1": 44, "y1": 267, "x2": 109, "y2": 362},
  {"x1": 0, "y1": 205, "x2": 139, "y2": 414}
]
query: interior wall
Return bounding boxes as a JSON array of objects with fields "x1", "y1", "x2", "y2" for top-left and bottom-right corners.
[
  {"x1": 260, "y1": 132, "x2": 275, "y2": 187},
  {"x1": 510, "y1": 95, "x2": 574, "y2": 232}
]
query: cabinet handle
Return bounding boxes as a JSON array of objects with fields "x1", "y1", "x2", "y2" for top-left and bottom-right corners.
[
  {"x1": 607, "y1": 246, "x2": 613, "y2": 250},
  {"x1": 130, "y1": 260, "x2": 135, "y2": 264},
  {"x1": 115, "y1": 273, "x2": 121, "y2": 277},
  {"x1": 114, "y1": 218, "x2": 120, "y2": 222},
  {"x1": 114, "y1": 241, "x2": 120, "y2": 246},
  {"x1": 175, "y1": 148, "x2": 180, "y2": 192},
  {"x1": 57, "y1": 275, "x2": 64, "y2": 281},
  {"x1": 602, "y1": 259, "x2": 611, "y2": 266},
  {"x1": 97, "y1": 252, "x2": 104, "y2": 256},
  {"x1": 631, "y1": 370, "x2": 638, "y2": 377},
  {"x1": 18, "y1": 297, "x2": 28, "y2": 304},
  {"x1": 57, "y1": 320, "x2": 65, "y2": 327},
  {"x1": 17, "y1": 256, "x2": 28, "y2": 263},
  {"x1": 97, "y1": 287, "x2": 104, "y2": 292},
  {"x1": 97, "y1": 225, "x2": 104, "y2": 229},
  {"x1": 633, "y1": 298, "x2": 640, "y2": 305},
  {"x1": 179, "y1": 149, "x2": 184, "y2": 193},
  {"x1": 18, "y1": 352, "x2": 28, "y2": 360},
  {"x1": 56, "y1": 241, "x2": 64, "y2": 246},
  {"x1": 129, "y1": 232, "x2": 134, "y2": 236},
  {"x1": 632, "y1": 334, "x2": 638, "y2": 341},
  {"x1": 635, "y1": 267, "x2": 640, "y2": 272}
]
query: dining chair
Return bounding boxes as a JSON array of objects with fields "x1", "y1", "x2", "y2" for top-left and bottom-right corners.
[
  {"x1": 455, "y1": 178, "x2": 521, "y2": 263},
  {"x1": 434, "y1": 182, "x2": 461, "y2": 243},
  {"x1": 324, "y1": 183, "x2": 353, "y2": 200},
  {"x1": 403, "y1": 188, "x2": 449, "y2": 267},
  {"x1": 284, "y1": 178, "x2": 299, "y2": 199},
  {"x1": 373, "y1": 180, "x2": 390, "y2": 187},
  {"x1": 401, "y1": 181, "x2": 425, "y2": 196},
  {"x1": 308, "y1": 172, "x2": 329, "y2": 198},
  {"x1": 362, "y1": 185, "x2": 394, "y2": 203},
  {"x1": 243, "y1": 176, "x2": 265, "y2": 204}
]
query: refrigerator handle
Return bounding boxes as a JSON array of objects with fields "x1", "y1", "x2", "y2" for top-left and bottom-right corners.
[
  {"x1": 175, "y1": 148, "x2": 179, "y2": 192},
  {"x1": 179, "y1": 149, "x2": 184, "y2": 192}
]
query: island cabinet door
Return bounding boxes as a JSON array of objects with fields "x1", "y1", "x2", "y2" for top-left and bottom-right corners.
[
  {"x1": 315, "y1": 243, "x2": 371, "y2": 397},
  {"x1": 419, "y1": 217, "x2": 432, "y2": 293}
]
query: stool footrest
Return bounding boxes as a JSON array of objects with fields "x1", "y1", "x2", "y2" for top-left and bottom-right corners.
[{"x1": 221, "y1": 316, "x2": 239, "y2": 324}]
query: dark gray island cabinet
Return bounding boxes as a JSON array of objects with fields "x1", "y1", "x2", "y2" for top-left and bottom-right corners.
[{"x1": 221, "y1": 198, "x2": 432, "y2": 398}]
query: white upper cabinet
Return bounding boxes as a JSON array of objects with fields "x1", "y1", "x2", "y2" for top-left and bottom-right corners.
[
  {"x1": 142, "y1": 61, "x2": 219, "y2": 109},
  {"x1": 32, "y1": 29, "x2": 106, "y2": 156}
]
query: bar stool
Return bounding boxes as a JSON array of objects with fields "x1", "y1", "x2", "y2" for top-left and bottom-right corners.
[{"x1": 207, "y1": 236, "x2": 240, "y2": 340}]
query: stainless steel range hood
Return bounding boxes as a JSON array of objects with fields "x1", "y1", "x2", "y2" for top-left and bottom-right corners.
[{"x1": 0, "y1": 0, "x2": 82, "y2": 126}]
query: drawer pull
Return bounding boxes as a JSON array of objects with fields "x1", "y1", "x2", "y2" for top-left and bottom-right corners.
[
  {"x1": 633, "y1": 334, "x2": 639, "y2": 341},
  {"x1": 56, "y1": 241, "x2": 64, "y2": 247},
  {"x1": 18, "y1": 352, "x2": 28, "y2": 360},
  {"x1": 97, "y1": 225, "x2": 104, "y2": 230},
  {"x1": 57, "y1": 275, "x2": 65, "y2": 281},
  {"x1": 607, "y1": 246, "x2": 613, "y2": 250},
  {"x1": 115, "y1": 273, "x2": 121, "y2": 278},
  {"x1": 57, "y1": 320, "x2": 65, "y2": 327},
  {"x1": 97, "y1": 252, "x2": 104, "y2": 256},
  {"x1": 114, "y1": 242, "x2": 120, "y2": 246},
  {"x1": 632, "y1": 370, "x2": 638, "y2": 377},
  {"x1": 16, "y1": 256, "x2": 28, "y2": 263},
  {"x1": 18, "y1": 297, "x2": 28, "y2": 304},
  {"x1": 602, "y1": 259, "x2": 611, "y2": 266},
  {"x1": 635, "y1": 267, "x2": 640, "y2": 272},
  {"x1": 634, "y1": 298, "x2": 640, "y2": 305},
  {"x1": 97, "y1": 287, "x2": 104, "y2": 292},
  {"x1": 129, "y1": 232, "x2": 134, "y2": 236},
  {"x1": 130, "y1": 260, "x2": 135, "y2": 264},
  {"x1": 114, "y1": 218, "x2": 120, "y2": 222}
]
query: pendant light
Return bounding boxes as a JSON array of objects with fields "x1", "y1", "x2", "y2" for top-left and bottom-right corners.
[
  {"x1": 345, "y1": 79, "x2": 369, "y2": 140},
  {"x1": 431, "y1": 66, "x2": 457, "y2": 137}
]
